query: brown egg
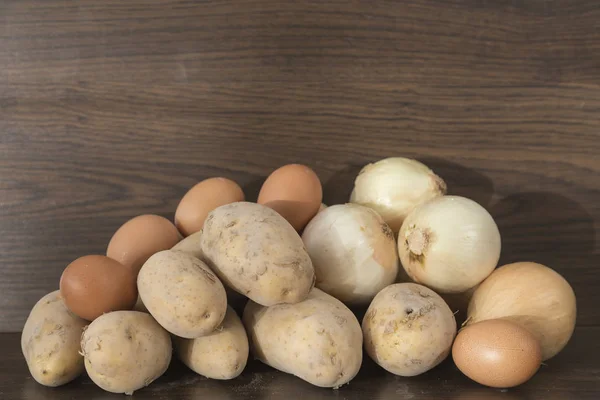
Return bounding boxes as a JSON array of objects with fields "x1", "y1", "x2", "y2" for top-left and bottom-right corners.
[
  {"x1": 107, "y1": 214, "x2": 180, "y2": 275},
  {"x1": 257, "y1": 164, "x2": 322, "y2": 231},
  {"x1": 175, "y1": 177, "x2": 245, "y2": 237},
  {"x1": 60, "y1": 255, "x2": 137, "y2": 321},
  {"x1": 452, "y1": 319, "x2": 542, "y2": 388}
]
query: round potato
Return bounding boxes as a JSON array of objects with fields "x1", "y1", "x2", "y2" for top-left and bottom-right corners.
[
  {"x1": 243, "y1": 288, "x2": 363, "y2": 388},
  {"x1": 81, "y1": 311, "x2": 172, "y2": 395},
  {"x1": 362, "y1": 283, "x2": 456, "y2": 376},
  {"x1": 171, "y1": 230, "x2": 204, "y2": 260},
  {"x1": 21, "y1": 290, "x2": 87, "y2": 387},
  {"x1": 174, "y1": 306, "x2": 249, "y2": 380},
  {"x1": 201, "y1": 202, "x2": 315, "y2": 306},
  {"x1": 138, "y1": 250, "x2": 227, "y2": 338}
]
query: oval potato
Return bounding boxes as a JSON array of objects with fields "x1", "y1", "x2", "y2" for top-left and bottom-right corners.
[
  {"x1": 171, "y1": 230, "x2": 204, "y2": 260},
  {"x1": 243, "y1": 288, "x2": 363, "y2": 388},
  {"x1": 174, "y1": 306, "x2": 249, "y2": 380},
  {"x1": 81, "y1": 311, "x2": 172, "y2": 395},
  {"x1": 138, "y1": 250, "x2": 227, "y2": 338},
  {"x1": 201, "y1": 202, "x2": 315, "y2": 306},
  {"x1": 21, "y1": 290, "x2": 87, "y2": 387},
  {"x1": 362, "y1": 283, "x2": 456, "y2": 377}
]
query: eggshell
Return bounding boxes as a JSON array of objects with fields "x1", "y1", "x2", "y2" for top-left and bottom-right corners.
[
  {"x1": 452, "y1": 319, "x2": 542, "y2": 388},
  {"x1": 257, "y1": 164, "x2": 322, "y2": 231},
  {"x1": 175, "y1": 177, "x2": 245, "y2": 237},
  {"x1": 107, "y1": 214, "x2": 180, "y2": 275},
  {"x1": 60, "y1": 255, "x2": 138, "y2": 321}
]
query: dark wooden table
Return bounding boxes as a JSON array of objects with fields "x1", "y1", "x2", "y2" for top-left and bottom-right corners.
[{"x1": 1, "y1": 0, "x2": 599, "y2": 399}]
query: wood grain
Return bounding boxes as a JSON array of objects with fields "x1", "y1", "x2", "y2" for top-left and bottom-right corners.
[
  {"x1": 1, "y1": 0, "x2": 599, "y2": 334},
  {"x1": 4, "y1": 328, "x2": 600, "y2": 399}
]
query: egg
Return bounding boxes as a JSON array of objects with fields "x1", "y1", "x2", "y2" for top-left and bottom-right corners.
[
  {"x1": 452, "y1": 319, "x2": 542, "y2": 388},
  {"x1": 175, "y1": 177, "x2": 245, "y2": 237},
  {"x1": 107, "y1": 214, "x2": 180, "y2": 275},
  {"x1": 257, "y1": 164, "x2": 322, "y2": 231},
  {"x1": 60, "y1": 255, "x2": 138, "y2": 321}
]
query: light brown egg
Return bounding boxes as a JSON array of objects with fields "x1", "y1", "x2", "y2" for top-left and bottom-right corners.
[
  {"x1": 107, "y1": 214, "x2": 180, "y2": 275},
  {"x1": 452, "y1": 319, "x2": 542, "y2": 388},
  {"x1": 257, "y1": 164, "x2": 322, "y2": 231},
  {"x1": 60, "y1": 255, "x2": 137, "y2": 321},
  {"x1": 175, "y1": 177, "x2": 245, "y2": 237}
]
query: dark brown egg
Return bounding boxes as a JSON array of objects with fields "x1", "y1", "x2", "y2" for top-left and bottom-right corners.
[
  {"x1": 107, "y1": 214, "x2": 180, "y2": 275},
  {"x1": 60, "y1": 255, "x2": 138, "y2": 321},
  {"x1": 452, "y1": 319, "x2": 542, "y2": 388}
]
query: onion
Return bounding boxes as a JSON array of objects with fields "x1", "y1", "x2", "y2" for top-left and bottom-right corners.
[
  {"x1": 398, "y1": 196, "x2": 501, "y2": 294},
  {"x1": 302, "y1": 204, "x2": 398, "y2": 305},
  {"x1": 350, "y1": 157, "x2": 446, "y2": 233},
  {"x1": 467, "y1": 261, "x2": 576, "y2": 360}
]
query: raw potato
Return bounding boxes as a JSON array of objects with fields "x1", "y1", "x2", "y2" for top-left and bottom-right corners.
[
  {"x1": 363, "y1": 283, "x2": 456, "y2": 377},
  {"x1": 138, "y1": 250, "x2": 227, "y2": 338},
  {"x1": 21, "y1": 290, "x2": 87, "y2": 387},
  {"x1": 171, "y1": 230, "x2": 204, "y2": 260},
  {"x1": 81, "y1": 311, "x2": 172, "y2": 395},
  {"x1": 174, "y1": 306, "x2": 249, "y2": 380},
  {"x1": 201, "y1": 202, "x2": 315, "y2": 306},
  {"x1": 243, "y1": 288, "x2": 363, "y2": 388}
]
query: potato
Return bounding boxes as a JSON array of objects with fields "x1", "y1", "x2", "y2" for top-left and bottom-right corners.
[
  {"x1": 171, "y1": 230, "x2": 204, "y2": 260},
  {"x1": 138, "y1": 250, "x2": 227, "y2": 338},
  {"x1": 21, "y1": 290, "x2": 87, "y2": 387},
  {"x1": 243, "y1": 288, "x2": 363, "y2": 388},
  {"x1": 201, "y1": 202, "x2": 315, "y2": 306},
  {"x1": 362, "y1": 283, "x2": 456, "y2": 377},
  {"x1": 81, "y1": 311, "x2": 172, "y2": 395},
  {"x1": 174, "y1": 306, "x2": 249, "y2": 380}
]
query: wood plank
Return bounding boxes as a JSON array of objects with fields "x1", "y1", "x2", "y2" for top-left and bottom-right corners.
[{"x1": 1, "y1": 0, "x2": 599, "y2": 333}]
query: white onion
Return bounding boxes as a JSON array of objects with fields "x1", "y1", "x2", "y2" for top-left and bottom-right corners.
[
  {"x1": 467, "y1": 261, "x2": 577, "y2": 360},
  {"x1": 350, "y1": 157, "x2": 446, "y2": 233},
  {"x1": 302, "y1": 204, "x2": 398, "y2": 305},
  {"x1": 398, "y1": 196, "x2": 501, "y2": 294}
]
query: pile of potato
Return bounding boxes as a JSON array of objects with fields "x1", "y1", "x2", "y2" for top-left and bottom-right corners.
[{"x1": 21, "y1": 160, "x2": 577, "y2": 395}]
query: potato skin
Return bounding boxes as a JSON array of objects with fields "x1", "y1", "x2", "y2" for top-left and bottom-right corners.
[
  {"x1": 171, "y1": 230, "x2": 204, "y2": 260},
  {"x1": 174, "y1": 306, "x2": 249, "y2": 380},
  {"x1": 138, "y1": 250, "x2": 227, "y2": 338},
  {"x1": 21, "y1": 290, "x2": 87, "y2": 387},
  {"x1": 362, "y1": 283, "x2": 456, "y2": 377},
  {"x1": 243, "y1": 288, "x2": 363, "y2": 388},
  {"x1": 81, "y1": 311, "x2": 172, "y2": 395},
  {"x1": 201, "y1": 202, "x2": 315, "y2": 306}
]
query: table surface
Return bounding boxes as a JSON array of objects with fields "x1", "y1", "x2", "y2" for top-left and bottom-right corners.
[{"x1": 1, "y1": 0, "x2": 599, "y2": 398}]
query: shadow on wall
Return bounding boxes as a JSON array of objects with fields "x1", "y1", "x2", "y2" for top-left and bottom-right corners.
[{"x1": 490, "y1": 191, "x2": 596, "y2": 278}]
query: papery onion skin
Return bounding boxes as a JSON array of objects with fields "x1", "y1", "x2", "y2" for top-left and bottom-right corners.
[
  {"x1": 467, "y1": 261, "x2": 576, "y2": 361},
  {"x1": 398, "y1": 195, "x2": 501, "y2": 294},
  {"x1": 302, "y1": 204, "x2": 399, "y2": 305},
  {"x1": 350, "y1": 157, "x2": 446, "y2": 233}
]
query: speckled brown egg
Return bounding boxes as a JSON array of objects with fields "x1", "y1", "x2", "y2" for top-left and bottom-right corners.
[
  {"x1": 452, "y1": 319, "x2": 542, "y2": 388},
  {"x1": 257, "y1": 164, "x2": 322, "y2": 231},
  {"x1": 107, "y1": 214, "x2": 180, "y2": 275},
  {"x1": 175, "y1": 177, "x2": 245, "y2": 237},
  {"x1": 60, "y1": 255, "x2": 138, "y2": 321}
]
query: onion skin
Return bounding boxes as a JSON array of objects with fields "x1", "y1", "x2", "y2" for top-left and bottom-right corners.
[
  {"x1": 350, "y1": 157, "x2": 446, "y2": 234},
  {"x1": 302, "y1": 204, "x2": 398, "y2": 305},
  {"x1": 398, "y1": 196, "x2": 501, "y2": 294},
  {"x1": 467, "y1": 262, "x2": 577, "y2": 360}
]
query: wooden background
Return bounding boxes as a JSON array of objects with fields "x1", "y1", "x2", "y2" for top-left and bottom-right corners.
[{"x1": 1, "y1": 0, "x2": 599, "y2": 335}]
